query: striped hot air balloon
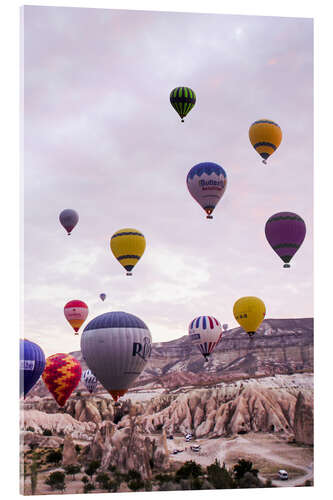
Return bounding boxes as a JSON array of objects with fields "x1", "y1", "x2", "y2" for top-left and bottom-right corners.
[
  {"x1": 20, "y1": 339, "x2": 46, "y2": 398},
  {"x1": 110, "y1": 228, "x2": 146, "y2": 276},
  {"x1": 42, "y1": 353, "x2": 82, "y2": 407},
  {"x1": 81, "y1": 311, "x2": 152, "y2": 402},
  {"x1": 188, "y1": 316, "x2": 223, "y2": 361},
  {"x1": 249, "y1": 119, "x2": 282, "y2": 164},
  {"x1": 265, "y1": 212, "x2": 306, "y2": 268},
  {"x1": 64, "y1": 300, "x2": 89, "y2": 334},
  {"x1": 187, "y1": 162, "x2": 227, "y2": 219},
  {"x1": 82, "y1": 369, "x2": 98, "y2": 394},
  {"x1": 170, "y1": 87, "x2": 196, "y2": 122}
]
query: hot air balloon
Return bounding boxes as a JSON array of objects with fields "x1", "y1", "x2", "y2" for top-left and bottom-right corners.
[
  {"x1": 265, "y1": 212, "x2": 306, "y2": 268},
  {"x1": 81, "y1": 311, "x2": 152, "y2": 402},
  {"x1": 100, "y1": 293, "x2": 106, "y2": 302},
  {"x1": 20, "y1": 339, "x2": 46, "y2": 398},
  {"x1": 222, "y1": 324, "x2": 228, "y2": 331},
  {"x1": 110, "y1": 228, "x2": 146, "y2": 276},
  {"x1": 170, "y1": 86, "x2": 196, "y2": 122},
  {"x1": 249, "y1": 119, "x2": 282, "y2": 164},
  {"x1": 64, "y1": 300, "x2": 89, "y2": 334},
  {"x1": 233, "y1": 297, "x2": 266, "y2": 337},
  {"x1": 187, "y1": 162, "x2": 227, "y2": 219},
  {"x1": 188, "y1": 316, "x2": 223, "y2": 361},
  {"x1": 42, "y1": 353, "x2": 82, "y2": 407},
  {"x1": 82, "y1": 369, "x2": 98, "y2": 394},
  {"x1": 59, "y1": 209, "x2": 79, "y2": 235}
]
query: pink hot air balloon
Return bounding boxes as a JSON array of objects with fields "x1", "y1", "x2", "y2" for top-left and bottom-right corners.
[
  {"x1": 265, "y1": 212, "x2": 306, "y2": 268},
  {"x1": 59, "y1": 209, "x2": 79, "y2": 235},
  {"x1": 64, "y1": 300, "x2": 89, "y2": 335},
  {"x1": 186, "y1": 162, "x2": 227, "y2": 219}
]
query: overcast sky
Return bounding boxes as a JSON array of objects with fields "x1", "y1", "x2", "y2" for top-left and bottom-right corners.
[{"x1": 23, "y1": 6, "x2": 313, "y2": 357}]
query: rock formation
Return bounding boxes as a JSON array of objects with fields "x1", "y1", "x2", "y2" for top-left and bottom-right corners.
[
  {"x1": 62, "y1": 433, "x2": 78, "y2": 465},
  {"x1": 294, "y1": 392, "x2": 314, "y2": 445}
]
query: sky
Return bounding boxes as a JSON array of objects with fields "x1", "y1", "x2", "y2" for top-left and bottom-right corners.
[{"x1": 23, "y1": 5, "x2": 313, "y2": 357}]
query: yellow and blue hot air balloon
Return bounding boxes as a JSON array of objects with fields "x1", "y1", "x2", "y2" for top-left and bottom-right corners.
[
  {"x1": 233, "y1": 296, "x2": 266, "y2": 337},
  {"x1": 170, "y1": 87, "x2": 196, "y2": 122},
  {"x1": 249, "y1": 119, "x2": 282, "y2": 164},
  {"x1": 110, "y1": 228, "x2": 146, "y2": 276}
]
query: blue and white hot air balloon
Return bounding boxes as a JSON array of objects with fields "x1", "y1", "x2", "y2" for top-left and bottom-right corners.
[
  {"x1": 99, "y1": 293, "x2": 106, "y2": 302},
  {"x1": 81, "y1": 311, "x2": 152, "y2": 402},
  {"x1": 20, "y1": 339, "x2": 46, "y2": 397},
  {"x1": 82, "y1": 369, "x2": 98, "y2": 394},
  {"x1": 186, "y1": 162, "x2": 227, "y2": 219},
  {"x1": 188, "y1": 316, "x2": 223, "y2": 362}
]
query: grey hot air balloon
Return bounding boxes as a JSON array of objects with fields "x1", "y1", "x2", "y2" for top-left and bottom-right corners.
[
  {"x1": 82, "y1": 369, "x2": 98, "y2": 394},
  {"x1": 81, "y1": 311, "x2": 152, "y2": 402},
  {"x1": 59, "y1": 209, "x2": 79, "y2": 235},
  {"x1": 99, "y1": 293, "x2": 106, "y2": 302},
  {"x1": 223, "y1": 323, "x2": 228, "y2": 331}
]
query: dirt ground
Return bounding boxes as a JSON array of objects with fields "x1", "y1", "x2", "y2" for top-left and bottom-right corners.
[{"x1": 167, "y1": 431, "x2": 313, "y2": 487}]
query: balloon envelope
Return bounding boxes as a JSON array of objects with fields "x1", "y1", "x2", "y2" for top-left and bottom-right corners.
[
  {"x1": 233, "y1": 297, "x2": 266, "y2": 337},
  {"x1": 59, "y1": 209, "x2": 79, "y2": 235},
  {"x1": 187, "y1": 162, "x2": 227, "y2": 218},
  {"x1": 265, "y1": 212, "x2": 306, "y2": 268},
  {"x1": 64, "y1": 300, "x2": 89, "y2": 334},
  {"x1": 82, "y1": 369, "x2": 98, "y2": 394},
  {"x1": 110, "y1": 228, "x2": 146, "y2": 276},
  {"x1": 81, "y1": 311, "x2": 152, "y2": 401},
  {"x1": 100, "y1": 293, "x2": 106, "y2": 302},
  {"x1": 249, "y1": 119, "x2": 282, "y2": 163},
  {"x1": 170, "y1": 87, "x2": 196, "y2": 122},
  {"x1": 42, "y1": 353, "x2": 82, "y2": 407},
  {"x1": 188, "y1": 316, "x2": 223, "y2": 360},
  {"x1": 20, "y1": 339, "x2": 46, "y2": 398},
  {"x1": 222, "y1": 324, "x2": 228, "y2": 331}
]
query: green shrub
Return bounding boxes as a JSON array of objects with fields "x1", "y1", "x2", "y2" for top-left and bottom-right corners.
[
  {"x1": 83, "y1": 482, "x2": 95, "y2": 493},
  {"x1": 42, "y1": 429, "x2": 52, "y2": 436},
  {"x1": 176, "y1": 461, "x2": 203, "y2": 481},
  {"x1": 26, "y1": 426, "x2": 35, "y2": 433},
  {"x1": 128, "y1": 478, "x2": 145, "y2": 491},
  {"x1": 85, "y1": 460, "x2": 101, "y2": 479},
  {"x1": 207, "y1": 459, "x2": 234, "y2": 489},
  {"x1": 65, "y1": 464, "x2": 81, "y2": 479},
  {"x1": 45, "y1": 471, "x2": 66, "y2": 492},
  {"x1": 46, "y1": 450, "x2": 62, "y2": 465}
]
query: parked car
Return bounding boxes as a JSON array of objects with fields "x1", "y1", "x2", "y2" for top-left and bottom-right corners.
[
  {"x1": 191, "y1": 445, "x2": 201, "y2": 452},
  {"x1": 278, "y1": 470, "x2": 288, "y2": 480},
  {"x1": 167, "y1": 435, "x2": 174, "y2": 440},
  {"x1": 172, "y1": 449, "x2": 179, "y2": 455},
  {"x1": 185, "y1": 433, "x2": 193, "y2": 442}
]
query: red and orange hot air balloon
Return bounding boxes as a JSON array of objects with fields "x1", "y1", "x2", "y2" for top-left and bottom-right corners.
[
  {"x1": 64, "y1": 300, "x2": 88, "y2": 334},
  {"x1": 42, "y1": 353, "x2": 82, "y2": 407}
]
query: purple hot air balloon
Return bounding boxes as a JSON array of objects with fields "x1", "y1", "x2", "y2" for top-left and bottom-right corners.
[
  {"x1": 186, "y1": 162, "x2": 227, "y2": 219},
  {"x1": 265, "y1": 212, "x2": 306, "y2": 268},
  {"x1": 59, "y1": 209, "x2": 79, "y2": 235}
]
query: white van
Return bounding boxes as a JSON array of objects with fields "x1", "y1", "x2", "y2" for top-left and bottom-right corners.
[{"x1": 278, "y1": 470, "x2": 288, "y2": 480}]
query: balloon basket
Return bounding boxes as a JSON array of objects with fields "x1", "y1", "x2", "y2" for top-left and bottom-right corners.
[
  {"x1": 126, "y1": 272, "x2": 133, "y2": 276},
  {"x1": 206, "y1": 215, "x2": 213, "y2": 219},
  {"x1": 262, "y1": 160, "x2": 267, "y2": 165},
  {"x1": 283, "y1": 264, "x2": 291, "y2": 268}
]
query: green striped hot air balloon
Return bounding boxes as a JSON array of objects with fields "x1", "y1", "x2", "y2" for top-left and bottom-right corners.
[{"x1": 170, "y1": 87, "x2": 196, "y2": 122}]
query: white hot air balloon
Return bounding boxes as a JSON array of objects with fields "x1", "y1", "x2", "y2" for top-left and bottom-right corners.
[
  {"x1": 188, "y1": 315, "x2": 223, "y2": 361},
  {"x1": 82, "y1": 369, "x2": 98, "y2": 394},
  {"x1": 81, "y1": 311, "x2": 152, "y2": 402}
]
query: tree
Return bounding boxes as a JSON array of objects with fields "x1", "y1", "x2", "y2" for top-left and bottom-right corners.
[
  {"x1": 127, "y1": 469, "x2": 141, "y2": 481},
  {"x1": 233, "y1": 459, "x2": 259, "y2": 481},
  {"x1": 42, "y1": 429, "x2": 52, "y2": 436},
  {"x1": 45, "y1": 471, "x2": 66, "y2": 492},
  {"x1": 83, "y1": 482, "x2": 95, "y2": 493},
  {"x1": 30, "y1": 459, "x2": 38, "y2": 495},
  {"x1": 176, "y1": 460, "x2": 203, "y2": 480},
  {"x1": 65, "y1": 464, "x2": 81, "y2": 480},
  {"x1": 128, "y1": 478, "x2": 145, "y2": 491},
  {"x1": 75, "y1": 444, "x2": 81, "y2": 454},
  {"x1": 81, "y1": 476, "x2": 89, "y2": 484},
  {"x1": 85, "y1": 460, "x2": 101, "y2": 479},
  {"x1": 26, "y1": 426, "x2": 35, "y2": 432},
  {"x1": 46, "y1": 449, "x2": 62, "y2": 465},
  {"x1": 207, "y1": 459, "x2": 234, "y2": 489},
  {"x1": 95, "y1": 472, "x2": 111, "y2": 490}
]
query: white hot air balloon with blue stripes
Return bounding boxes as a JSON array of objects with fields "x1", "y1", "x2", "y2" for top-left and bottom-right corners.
[
  {"x1": 81, "y1": 311, "x2": 152, "y2": 402},
  {"x1": 82, "y1": 369, "x2": 98, "y2": 394},
  {"x1": 188, "y1": 315, "x2": 223, "y2": 362}
]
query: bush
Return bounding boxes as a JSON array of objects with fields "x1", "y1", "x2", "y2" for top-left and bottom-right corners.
[
  {"x1": 81, "y1": 476, "x2": 89, "y2": 484},
  {"x1": 127, "y1": 469, "x2": 141, "y2": 481},
  {"x1": 75, "y1": 444, "x2": 81, "y2": 454},
  {"x1": 42, "y1": 429, "x2": 52, "y2": 436},
  {"x1": 83, "y1": 482, "x2": 95, "y2": 493},
  {"x1": 207, "y1": 459, "x2": 235, "y2": 489},
  {"x1": 65, "y1": 464, "x2": 81, "y2": 479},
  {"x1": 128, "y1": 478, "x2": 145, "y2": 491},
  {"x1": 45, "y1": 471, "x2": 66, "y2": 492},
  {"x1": 26, "y1": 426, "x2": 35, "y2": 432},
  {"x1": 46, "y1": 450, "x2": 62, "y2": 465},
  {"x1": 233, "y1": 459, "x2": 258, "y2": 481},
  {"x1": 95, "y1": 472, "x2": 110, "y2": 489},
  {"x1": 176, "y1": 461, "x2": 203, "y2": 481},
  {"x1": 85, "y1": 460, "x2": 101, "y2": 479},
  {"x1": 155, "y1": 473, "x2": 174, "y2": 484}
]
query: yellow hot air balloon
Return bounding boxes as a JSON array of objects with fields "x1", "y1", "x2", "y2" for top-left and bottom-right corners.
[
  {"x1": 249, "y1": 119, "x2": 282, "y2": 164},
  {"x1": 233, "y1": 296, "x2": 266, "y2": 337},
  {"x1": 110, "y1": 228, "x2": 146, "y2": 276}
]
